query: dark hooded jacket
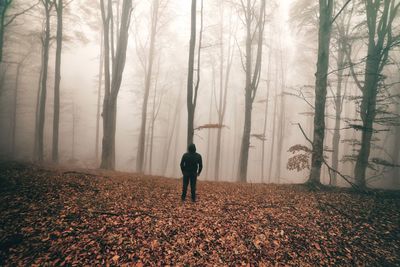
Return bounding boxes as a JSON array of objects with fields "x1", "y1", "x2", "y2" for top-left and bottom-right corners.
[{"x1": 180, "y1": 144, "x2": 203, "y2": 176}]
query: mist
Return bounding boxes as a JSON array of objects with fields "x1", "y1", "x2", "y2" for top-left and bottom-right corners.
[{"x1": 0, "y1": 0, "x2": 399, "y2": 188}]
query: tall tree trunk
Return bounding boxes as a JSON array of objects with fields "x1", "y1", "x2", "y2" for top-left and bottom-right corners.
[
  {"x1": 162, "y1": 89, "x2": 182, "y2": 176},
  {"x1": 354, "y1": 56, "x2": 379, "y2": 187},
  {"x1": 34, "y1": 47, "x2": 44, "y2": 159},
  {"x1": 261, "y1": 48, "x2": 272, "y2": 182},
  {"x1": 71, "y1": 103, "x2": 76, "y2": 160},
  {"x1": 268, "y1": 88, "x2": 278, "y2": 183},
  {"x1": 308, "y1": 0, "x2": 333, "y2": 184},
  {"x1": 238, "y1": 0, "x2": 266, "y2": 182},
  {"x1": 172, "y1": 109, "x2": 182, "y2": 177},
  {"x1": 52, "y1": 0, "x2": 63, "y2": 163},
  {"x1": 100, "y1": 0, "x2": 132, "y2": 170},
  {"x1": 274, "y1": 49, "x2": 286, "y2": 183},
  {"x1": 353, "y1": 0, "x2": 397, "y2": 188},
  {"x1": 187, "y1": 0, "x2": 201, "y2": 145},
  {"x1": 95, "y1": 30, "x2": 104, "y2": 164},
  {"x1": 215, "y1": 6, "x2": 234, "y2": 181},
  {"x1": 136, "y1": 0, "x2": 159, "y2": 173},
  {"x1": 11, "y1": 63, "x2": 21, "y2": 157},
  {"x1": 36, "y1": 0, "x2": 52, "y2": 162},
  {"x1": 206, "y1": 66, "x2": 215, "y2": 179},
  {"x1": 331, "y1": 44, "x2": 345, "y2": 186}
]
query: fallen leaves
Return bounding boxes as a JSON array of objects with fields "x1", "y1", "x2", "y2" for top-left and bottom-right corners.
[{"x1": 0, "y1": 162, "x2": 399, "y2": 266}]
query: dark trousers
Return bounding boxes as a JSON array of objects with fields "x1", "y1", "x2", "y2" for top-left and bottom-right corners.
[{"x1": 181, "y1": 174, "x2": 197, "y2": 201}]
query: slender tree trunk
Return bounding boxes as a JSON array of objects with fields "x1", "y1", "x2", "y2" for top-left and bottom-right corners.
[
  {"x1": 354, "y1": 56, "x2": 379, "y2": 187},
  {"x1": 71, "y1": 103, "x2": 76, "y2": 160},
  {"x1": 274, "y1": 50, "x2": 286, "y2": 183},
  {"x1": 137, "y1": 0, "x2": 159, "y2": 173},
  {"x1": 261, "y1": 88, "x2": 269, "y2": 182},
  {"x1": 261, "y1": 49, "x2": 272, "y2": 182},
  {"x1": 36, "y1": 1, "x2": 52, "y2": 162},
  {"x1": 172, "y1": 109, "x2": 182, "y2": 177},
  {"x1": 52, "y1": 0, "x2": 63, "y2": 163},
  {"x1": 308, "y1": 0, "x2": 333, "y2": 184},
  {"x1": 237, "y1": 0, "x2": 265, "y2": 182},
  {"x1": 206, "y1": 66, "x2": 215, "y2": 179},
  {"x1": 331, "y1": 45, "x2": 345, "y2": 186},
  {"x1": 11, "y1": 63, "x2": 21, "y2": 157},
  {"x1": 34, "y1": 48, "x2": 44, "y2": 159},
  {"x1": 95, "y1": 30, "x2": 104, "y2": 164},
  {"x1": 148, "y1": 72, "x2": 160, "y2": 174},
  {"x1": 215, "y1": 6, "x2": 234, "y2": 181},
  {"x1": 162, "y1": 89, "x2": 182, "y2": 176},
  {"x1": 268, "y1": 89, "x2": 277, "y2": 183},
  {"x1": 186, "y1": 0, "x2": 197, "y2": 146}
]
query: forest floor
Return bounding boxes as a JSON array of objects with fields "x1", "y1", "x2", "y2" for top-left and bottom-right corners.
[{"x1": 0, "y1": 162, "x2": 399, "y2": 266}]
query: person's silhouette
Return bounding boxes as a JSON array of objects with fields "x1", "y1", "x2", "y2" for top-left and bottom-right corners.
[{"x1": 180, "y1": 143, "x2": 203, "y2": 202}]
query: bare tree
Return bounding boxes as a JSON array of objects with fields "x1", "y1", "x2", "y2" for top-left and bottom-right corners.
[
  {"x1": 136, "y1": 0, "x2": 160, "y2": 173},
  {"x1": 186, "y1": 0, "x2": 203, "y2": 146},
  {"x1": 308, "y1": 0, "x2": 333, "y2": 184},
  {"x1": 100, "y1": 0, "x2": 133, "y2": 169},
  {"x1": 35, "y1": 0, "x2": 53, "y2": 162},
  {"x1": 51, "y1": 0, "x2": 63, "y2": 163},
  {"x1": 349, "y1": 0, "x2": 399, "y2": 188},
  {"x1": 214, "y1": 2, "x2": 235, "y2": 181},
  {"x1": 329, "y1": 3, "x2": 353, "y2": 185},
  {"x1": 237, "y1": 0, "x2": 266, "y2": 182},
  {"x1": 95, "y1": 30, "x2": 103, "y2": 164}
]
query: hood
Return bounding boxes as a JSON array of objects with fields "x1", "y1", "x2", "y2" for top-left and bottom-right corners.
[{"x1": 188, "y1": 143, "x2": 196, "y2": 153}]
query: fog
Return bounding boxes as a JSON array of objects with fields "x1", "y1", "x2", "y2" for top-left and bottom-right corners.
[{"x1": 0, "y1": 0, "x2": 399, "y2": 188}]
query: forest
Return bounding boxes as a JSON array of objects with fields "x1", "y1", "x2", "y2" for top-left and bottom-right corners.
[{"x1": 0, "y1": 0, "x2": 399, "y2": 265}]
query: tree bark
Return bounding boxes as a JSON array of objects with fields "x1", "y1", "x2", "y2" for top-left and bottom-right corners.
[
  {"x1": 238, "y1": 0, "x2": 266, "y2": 182},
  {"x1": 11, "y1": 62, "x2": 21, "y2": 157},
  {"x1": 136, "y1": 0, "x2": 159, "y2": 173},
  {"x1": 353, "y1": 0, "x2": 398, "y2": 188},
  {"x1": 308, "y1": 0, "x2": 333, "y2": 184},
  {"x1": 100, "y1": 0, "x2": 132, "y2": 170},
  {"x1": 95, "y1": 30, "x2": 104, "y2": 164},
  {"x1": 52, "y1": 0, "x2": 63, "y2": 163},
  {"x1": 274, "y1": 49, "x2": 286, "y2": 183},
  {"x1": 186, "y1": 0, "x2": 197, "y2": 146},
  {"x1": 215, "y1": 5, "x2": 234, "y2": 181},
  {"x1": 36, "y1": 0, "x2": 52, "y2": 163},
  {"x1": 331, "y1": 43, "x2": 345, "y2": 186}
]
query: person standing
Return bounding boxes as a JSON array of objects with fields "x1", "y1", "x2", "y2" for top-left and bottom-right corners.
[{"x1": 180, "y1": 143, "x2": 203, "y2": 202}]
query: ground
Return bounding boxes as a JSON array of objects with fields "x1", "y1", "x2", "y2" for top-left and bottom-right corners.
[{"x1": 0, "y1": 162, "x2": 399, "y2": 266}]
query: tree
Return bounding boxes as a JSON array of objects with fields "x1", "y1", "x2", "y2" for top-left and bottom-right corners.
[
  {"x1": 351, "y1": 0, "x2": 399, "y2": 188},
  {"x1": 95, "y1": 29, "x2": 103, "y2": 164},
  {"x1": 35, "y1": 0, "x2": 53, "y2": 162},
  {"x1": 308, "y1": 0, "x2": 333, "y2": 184},
  {"x1": 329, "y1": 2, "x2": 353, "y2": 185},
  {"x1": 136, "y1": 0, "x2": 160, "y2": 173},
  {"x1": 100, "y1": 0, "x2": 133, "y2": 169},
  {"x1": 186, "y1": 0, "x2": 203, "y2": 146},
  {"x1": 237, "y1": 0, "x2": 266, "y2": 182},
  {"x1": 214, "y1": 1, "x2": 235, "y2": 181},
  {"x1": 51, "y1": 0, "x2": 63, "y2": 163}
]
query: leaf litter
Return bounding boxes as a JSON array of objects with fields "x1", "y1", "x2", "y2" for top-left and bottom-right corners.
[{"x1": 0, "y1": 162, "x2": 399, "y2": 266}]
